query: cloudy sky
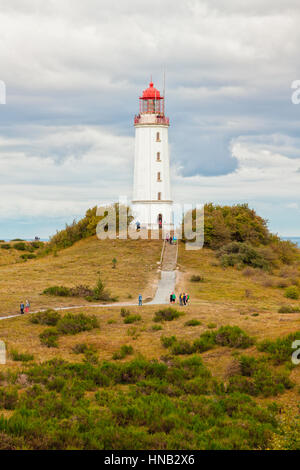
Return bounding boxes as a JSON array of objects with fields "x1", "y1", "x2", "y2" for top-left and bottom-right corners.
[{"x1": 0, "y1": 0, "x2": 300, "y2": 238}]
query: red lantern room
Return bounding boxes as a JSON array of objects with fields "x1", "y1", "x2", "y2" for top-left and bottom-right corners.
[
  {"x1": 134, "y1": 80, "x2": 169, "y2": 126},
  {"x1": 139, "y1": 81, "x2": 164, "y2": 114}
]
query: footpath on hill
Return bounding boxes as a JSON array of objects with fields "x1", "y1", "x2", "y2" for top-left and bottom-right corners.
[{"x1": 0, "y1": 239, "x2": 178, "y2": 321}]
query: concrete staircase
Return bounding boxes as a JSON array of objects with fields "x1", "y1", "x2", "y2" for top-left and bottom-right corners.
[{"x1": 161, "y1": 241, "x2": 177, "y2": 271}]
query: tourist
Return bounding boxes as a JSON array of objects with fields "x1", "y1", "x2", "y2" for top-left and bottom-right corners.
[
  {"x1": 25, "y1": 299, "x2": 30, "y2": 313},
  {"x1": 169, "y1": 293, "x2": 173, "y2": 303},
  {"x1": 170, "y1": 236, "x2": 173, "y2": 245},
  {"x1": 183, "y1": 293, "x2": 187, "y2": 306},
  {"x1": 20, "y1": 302, "x2": 25, "y2": 315},
  {"x1": 186, "y1": 293, "x2": 190, "y2": 304},
  {"x1": 179, "y1": 293, "x2": 183, "y2": 306},
  {"x1": 138, "y1": 294, "x2": 142, "y2": 306},
  {"x1": 171, "y1": 292, "x2": 176, "y2": 304}
]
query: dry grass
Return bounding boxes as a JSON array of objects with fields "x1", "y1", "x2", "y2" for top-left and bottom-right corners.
[
  {"x1": 0, "y1": 238, "x2": 299, "y2": 411},
  {"x1": 0, "y1": 236, "x2": 162, "y2": 316}
]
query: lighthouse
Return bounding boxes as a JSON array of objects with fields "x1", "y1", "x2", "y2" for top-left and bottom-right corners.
[{"x1": 132, "y1": 80, "x2": 173, "y2": 231}]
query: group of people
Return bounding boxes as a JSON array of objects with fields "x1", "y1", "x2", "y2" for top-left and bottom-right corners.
[
  {"x1": 20, "y1": 300, "x2": 30, "y2": 315},
  {"x1": 165, "y1": 234, "x2": 177, "y2": 245},
  {"x1": 169, "y1": 292, "x2": 190, "y2": 306}
]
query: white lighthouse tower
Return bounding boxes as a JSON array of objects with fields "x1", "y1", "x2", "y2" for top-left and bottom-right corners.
[{"x1": 132, "y1": 80, "x2": 173, "y2": 231}]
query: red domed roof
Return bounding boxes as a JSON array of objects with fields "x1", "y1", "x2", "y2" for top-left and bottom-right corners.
[{"x1": 140, "y1": 81, "x2": 163, "y2": 100}]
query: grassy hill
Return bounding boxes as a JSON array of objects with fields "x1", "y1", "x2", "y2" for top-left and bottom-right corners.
[
  {"x1": 0, "y1": 236, "x2": 162, "y2": 316},
  {"x1": 0, "y1": 203, "x2": 300, "y2": 449}
]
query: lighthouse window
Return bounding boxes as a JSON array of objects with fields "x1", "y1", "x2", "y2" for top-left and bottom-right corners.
[
  {"x1": 158, "y1": 192, "x2": 161, "y2": 200},
  {"x1": 157, "y1": 172, "x2": 161, "y2": 181},
  {"x1": 157, "y1": 152, "x2": 161, "y2": 161},
  {"x1": 156, "y1": 132, "x2": 160, "y2": 142}
]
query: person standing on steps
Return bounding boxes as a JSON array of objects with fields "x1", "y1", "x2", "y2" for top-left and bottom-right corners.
[
  {"x1": 25, "y1": 299, "x2": 30, "y2": 314},
  {"x1": 20, "y1": 302, "x2": 25, "y2": 315},
  {"x1": 138, "y1": 294, "x2": 142, "y2": 306}
]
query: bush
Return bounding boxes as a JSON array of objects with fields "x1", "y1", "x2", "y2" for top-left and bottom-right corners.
[
  {"x1": 10, "y1": 350, "x2": 34, "y2": 362},
  {"x1": 30, "y1": 309, "x2": 60, "y2": 326},
  {"x1": 215, "y1": 326, "x2": 254, "y2": 349},
  {"x1": 39, "y1": 328, "x2": 59, "y2": 348},
  {"x1": 120, "y1": 308, "x2": 130, "y2": 318},
  {"x1": 207, "y1": 322, "x2": 217, "y2": 329},
  {"x1": 153, "y1": 308, "x2": 183, "y2": 322},
  {"x1": 13, "y1": 242, "x2": 27, "y2": 251},
  {"x1": 257, "y1": 331, "x2": 300, "y2": 364},
  {"x1": 284, "y1": 286, "x2": 299, "y2": 300},
  {"x1": 124, "y1": 314, "x2": 141, "y2": 324},
  {"x1": 184, "y1": 319, "x2": 202, "y2": 327},
  {"x1": 57, "y1": 313, "x2": 99, "y2": 335},
  {"x1": 161, "y1": 335, "x2": 177, "y2": 348},
  {"x1": 112, "y1": 345, "x2": 134, "y2": 360},
  {"x1": 190, "y1": 275, "x2": 204, "y2": 282},
  {"x1": 0, "y1": 387, "x2": 18, "y2": 410},
  {"x1": 0, "y1": 244, "x2": 10, "y2": 250},
  {"x1": 278, "y1": 305, "x2": 300, "y2": 313},
  {"x1": 20, "y1": 253, "x2": 36, "y2": 260},
  {"x1": 218, "y1": 242, "x2": 270, "y2": 270},
  {"x1": 43, "y1": 286, "x2": 71, "y2": 297},
  {"x1": 151, "y1": 324, "x2": 163, "y2": 331},
  {"x1": 227, "y1": 356, "x2": 293, "y2": 397},
  {"x1": 72, "y1": 343, "x2": 90, "y2": 354}
]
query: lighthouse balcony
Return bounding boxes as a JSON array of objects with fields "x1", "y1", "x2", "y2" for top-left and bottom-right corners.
[{"x1": 134, "y1": 114, "x2": 169, "y2": 126}]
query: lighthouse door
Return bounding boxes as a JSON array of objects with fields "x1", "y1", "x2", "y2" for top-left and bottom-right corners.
[{"x1": 158, "y1": 213, "x2": 163, "y2": 229}]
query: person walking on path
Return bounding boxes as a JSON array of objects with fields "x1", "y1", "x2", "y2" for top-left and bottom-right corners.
[
  {"x1": 186, "y1": 294, "x2": 190, "y2": 305},
  {"x1": 138, "y1": 294, "x2": 142, "y2": 306},
  {"x1": 172, "y1": 292, "x2": 176, "y2": 304},
  {"x1": 179, "y1": 293, "x2": 183, "y2": 306},
  {"x1": 183, "y1": 293, "x2": 187, "y2": 306},
  {"x1": 169, "y1": 293, "x2": 173, "y2": 303},
  {"x1": 25, "y1": 300, "x2": 30, "y2": 313},
  {"x1": 20, "y1": 302, "x2": 25, "y2": 315}
]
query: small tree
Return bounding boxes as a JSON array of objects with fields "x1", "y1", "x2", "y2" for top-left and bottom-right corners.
[{"x1": 112, "y1": 258, "x2": 117, "y2": 269}]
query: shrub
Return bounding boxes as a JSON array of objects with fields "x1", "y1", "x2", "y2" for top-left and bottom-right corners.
[
  {"x1": 72, "y1": 343, "x2": 90, "y2": 354},
  {"x1": 151, "y1": 324, "x2": 163, "y2": 331},
  {"x1": 13, "y1": 242, "x2": 27, "y2": 251},
  {"x1": 30, "y1": 310, "x2": 60, "y2": 326},
  {"x1": 227, "y1": 356, "x2": 293, "y2": 397},
  {"x1": 161, "y1": 335, "x2": 177, "y2": 348},
  {"x1": 218, "y1": 242, "x2": 270, "y2": 270},
  {"x1": 184, "y1": 319, "x2": 202, "y2": 327},
  {"x1": 112, "y1": 345, "x2": 134, "y2": 360},
  {"x1": 0, "y1": 244, "x2": 10, "y2": 250},
  {"x1": 278, "y1": 305, "x2": 300, "y2": 313},
  {"x1": 257, "y1": 331, "x2": 300, "y2": 364},
  {"x1": 43, "y1": 286, "x2": 71, "y2": 297},
  {"x1": 284, "y1": 286, "x2": 299, "y2": 300},
  {"x1": 215, "y1": 326, "x2": 254, "y2": 349},
  {"x1": 190, "y1": 275, "x2": 204, "y2": 282},
  {"x1": 0, "y1": 387, "x2": 18, "y2": 410},
  {"x1": 10, "y1": 350, "x2": 34, "y2": 362},
  {"x1": 124, "y1": 314, "x2": 141, "y2": 324},
  {"x1": 57, "y1": 313, "x2": 99, "y2": 335},
  {"x1": 120, "y1": 308, "x2": 130, "y2": 318},
  {"x1": 153, "y1": 308, "x2": 183, "y2": 322},
  {"x1": 207, "y1": 322, "x2": 217, "y2": 329},
  {"x1": 39, "y1": 328, "x2": 59, "y2": 348},
  {"x1": 20, "y1": 254, "x2": 36, "y2": 260}
]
